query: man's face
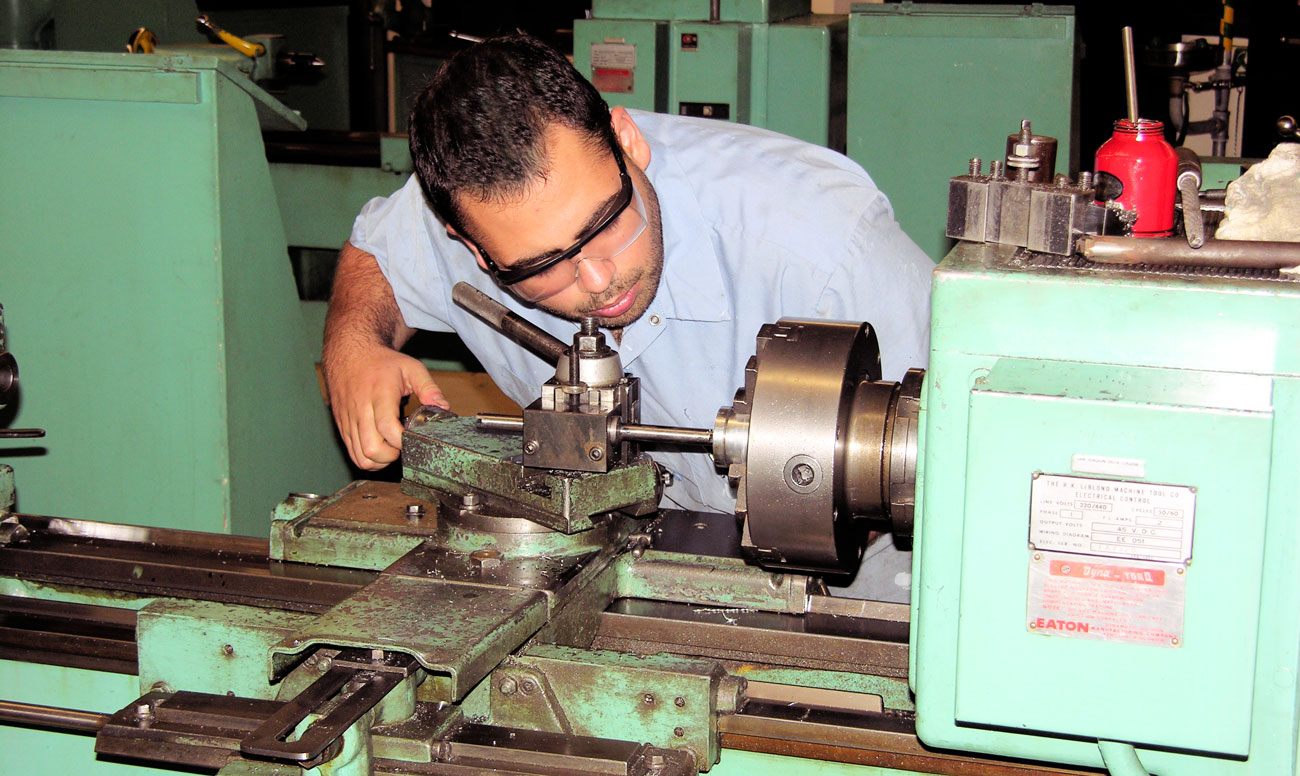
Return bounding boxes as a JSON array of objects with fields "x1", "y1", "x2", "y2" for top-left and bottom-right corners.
[{"x1": 455, "y1": 125, "x2": 665, "y2": 329}]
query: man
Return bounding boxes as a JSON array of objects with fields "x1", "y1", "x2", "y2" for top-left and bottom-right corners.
[{"x1": 323, "y1": 34, "x2": 931, "y2": 565}]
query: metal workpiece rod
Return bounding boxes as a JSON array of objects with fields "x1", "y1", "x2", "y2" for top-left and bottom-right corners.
[
  {"x1": 452, "y1": 283, "x2": 568, "y2": 363},
  {"x1": 0, "y1": 428, "x2": 44, "y2": 438},
  {"x1": 476, "y1": 413, "x2": 713, "y2": 448},
  {"x1": 476, "y1": 413, "x2": 524, "y2": 432},
  {"x1": 0, "y1": 700, "x2": 108, "y2": 734},
  {"x1": 1078, "y1": 235, "x2": 1300, "y2": 269},
  {"x1": 615, "y1": 423, "x2": 713, "y2": 447},
  {"x1": 1122, "y1": 26, "x2": 1139, "y2": 123}
]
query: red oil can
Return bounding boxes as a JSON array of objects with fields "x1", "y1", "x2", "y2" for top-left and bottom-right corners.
[{"x1": 1094, "y1": 119, "x2": 1178, "y2": 237}]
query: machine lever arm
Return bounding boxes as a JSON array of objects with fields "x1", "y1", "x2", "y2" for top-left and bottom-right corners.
[
  {"x1": 240, "y1": 649, "x2": 417, "y2": 765},
  {"x1": 1176, "y1": 147, "x2": 1204, "y2": 248},
  {"x1": 452, "y1": 283, "x2": 568, "y2": 363}
]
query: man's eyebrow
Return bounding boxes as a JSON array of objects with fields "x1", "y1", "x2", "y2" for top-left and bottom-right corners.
[{"x1": 512, "y1": 186, "x2": 624, "y2": 266}]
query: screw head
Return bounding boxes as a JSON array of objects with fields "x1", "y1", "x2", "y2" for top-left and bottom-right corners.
[
  {"x1": 675, "y1": 696, "x2": 686, "y2": 707},
  {"x1": 524, "y1": 440, "x2": 539, "y2": 455},
  {"x1": 588, "y1": 446, "x2": 604, "y2": 461},
  {"x1": 673, "y1": 726, "x2": 685, "y2": 737},
  {"x1": 499, "y1": 676, "x2": 518, "y2": 696},
  {"x1": 791, "y1": 463, "x2": 815, "y2": 486},
  {"x1": 221, "y1": 643, "x2": 234, "y2": 656},
  {"x1": 643, "y1": 693, "x2": 655, "y2": 705}
]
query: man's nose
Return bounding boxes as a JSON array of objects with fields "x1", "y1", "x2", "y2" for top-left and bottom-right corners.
[{"x1": 574, "y1": 257, "x2": 615, "y2": 293}]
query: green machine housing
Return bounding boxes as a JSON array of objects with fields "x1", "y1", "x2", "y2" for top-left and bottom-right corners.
[
  {"x1": 913, "y1": 242, "x2": 1300, "y2": 772},
  {"x1": 574, "y1": 0, "x2": 848, "y2": 151},
  {"x1": 0, "y1": 50, "x2": 353, "y2": 536}
]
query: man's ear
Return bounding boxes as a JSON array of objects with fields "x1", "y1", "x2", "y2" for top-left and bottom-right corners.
[
  {"x1": 446, "y1": 224, "x2": 489, "y2": 270},
  {"x1": 611, "y1": 106, "x2": 652, "y2": 170}
]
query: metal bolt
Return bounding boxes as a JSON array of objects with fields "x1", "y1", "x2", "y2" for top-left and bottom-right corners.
[
  {"x1": 361, "y1": 493, "x2": 377, "y2": 500},
  {"x1": 221, "y1": 643, "x2": 234, "y2": 656},
  {"x1": 660, "y1": 469, "x2": 674, "y2": 487},
  {"x1": 134, "y1": 703, "x2": 156, "y2": 728},
  {"x1": 524, "y1": 440, "x2": 539, "y2": 455},
  {"x1": 470, "y1": 548, "x2": 502, "y2": 571},
  {"x1": 1078, "y1": 170, "x2": 1093, "y2": 189},
  {"x1": 790, "y1": 463, "x2": 815, "y2": 486},
  {"x1": 406, "y1": 503, "x2": 425, "y2": 523},
  {"x1": 462, "y1": 492, "x2": 481, "y2": 508},
  {"x1": 434, "y1": 741, "x2": 452, "y2": 761},
  {"x1": 643, "y1": 693, "x2": 655, "y2": 705},
  {"x1": 674, "y1": 696, "x2": 686, "y2": 707},
  {"x1": 990, "y1": 159, "x2": 1004, "y2": 179},
  {"x1": 317, "y1": 656, "x2": 333, "y2": 673},
  {"x1": 673, "y1": 726, "x2": 685, "y2": 738},
  {"x1": 520, "y1": 679, "x2": 538, "y2": 695},
  {"x1": 969, "y1": 157, "x2": 982, "y2": 176},
  {"x1": 499, "y1": 676, "x2": 518, "y2": 696},
  {"x1": 587, "y1": 446, "x2": 604, "y2": 462}
]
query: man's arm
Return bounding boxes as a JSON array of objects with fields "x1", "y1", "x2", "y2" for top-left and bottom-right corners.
[{"x1": 322, "y1": 241, "x2": 448, "y2": 470}]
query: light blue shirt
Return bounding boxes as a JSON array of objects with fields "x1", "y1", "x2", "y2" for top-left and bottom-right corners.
[{"x1": 350, "y1": 110, "x2": 932, "y2": 513}]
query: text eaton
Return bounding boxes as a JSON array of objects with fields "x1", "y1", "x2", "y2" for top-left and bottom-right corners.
[{"x1": 1033, "y1": 618, "x2": 1090, "y2": 633}]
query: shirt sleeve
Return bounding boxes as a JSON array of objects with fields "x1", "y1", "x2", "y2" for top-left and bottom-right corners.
[
  {"x1": 348, "y1": 175, "x2": 458, "y2": 334},
  {"x1": 815, "y1": 195, "x2": 933, "y2": 381}
]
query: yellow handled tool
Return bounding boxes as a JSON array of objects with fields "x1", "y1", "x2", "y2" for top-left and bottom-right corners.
[{"x1": 196, "y1": 14, "x2": 264, "y2": 58}]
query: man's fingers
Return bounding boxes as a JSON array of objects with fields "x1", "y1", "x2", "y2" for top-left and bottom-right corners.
[{"x1": 406, "y1": 365, "x2": 450, "y2": 410}]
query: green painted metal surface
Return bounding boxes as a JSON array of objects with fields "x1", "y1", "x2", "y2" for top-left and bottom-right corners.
[
  {"x1": 0, "y1": 50, "x2": 350, "y2": 534},
  {"x1": 269, "y1": 162, "x2": 409, "y2": 252},
  {"x1": 401, "y1": 414, "x2": 660, "y2": 533},
  {"x1": 669, "y1": 21, "x2": 754, "y2": 124},
  {"x1": 912, "y1": 241, "x2": 1300, "y2": 772},
  {"x1": 494, "y1": 645, "x2": 737, "y2": 771},
  {"x1": 592, "y1": 0, "x2": 810, "y2": 23},
  {"x1": 270, "y1": 483, "x2": 436, "y2": 571},
  {"x1": 577, "y1": 7, "x2": 844, "y2": 149},
  {"x1": 137, "y1": 599, "x2": 316, "y2": 700},
  {"x1": 734, "y1": 665, "x2": 913, "y2": 711},
  {"x1": 0, "y1": 660, "x2": 179, "y2": 776},
  {"x1": 270, "y1": 572, "x2": 549, "y2": 701},
  {"x1": 846, "y1": 4, "x2": 1076, "y2": 261},
  {"x1": 573, "y1": 19, "x2": 669, "y2": 114},
  {"x1": 767, "y1": 16, "x2": 847, "y2": 152},
  {"x1": 614, "y1": 550, "x2": 810, "y2": 613}
]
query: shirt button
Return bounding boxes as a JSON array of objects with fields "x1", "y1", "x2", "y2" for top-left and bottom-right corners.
[{"x1": 650, "y1": 315, "x2": 661, "y2": 326}]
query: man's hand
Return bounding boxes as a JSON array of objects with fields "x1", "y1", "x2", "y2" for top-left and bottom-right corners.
[
  {"x1": 323, "y1": 343, "x2": 448, "y2": 470},
  {"x1": 322, "y1": 242, "x2": 448, "y2": 470}
]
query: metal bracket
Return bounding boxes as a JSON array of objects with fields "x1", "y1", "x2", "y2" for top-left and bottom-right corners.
[{"x1": 241, "y1": 648, "x2": 417, "y2": 765}]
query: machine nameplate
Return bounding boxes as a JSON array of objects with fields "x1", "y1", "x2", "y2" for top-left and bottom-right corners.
[
  {"x1": 1027, "y1": 550, "x2": 1185, "y2": 647},
  {"x1": 591, "y1": 43, "x2": 635, "y2": 93},
  {"x1": 1029, "y1": 473, "x2": 1195, "y2": 564}
]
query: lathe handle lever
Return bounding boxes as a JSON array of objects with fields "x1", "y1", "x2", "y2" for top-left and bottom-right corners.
[{"x1": 240, "y1": 649, "x2": 417, "y2": 765}]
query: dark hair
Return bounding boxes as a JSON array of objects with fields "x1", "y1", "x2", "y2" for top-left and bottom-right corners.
[{"x1": 408, "y1": 33, "x2": 615, "y2": 237}]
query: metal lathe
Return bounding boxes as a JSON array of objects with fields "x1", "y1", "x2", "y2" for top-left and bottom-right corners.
[{"x1": 5, "y1": 128, "x2": 1300, "y2": 776}]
